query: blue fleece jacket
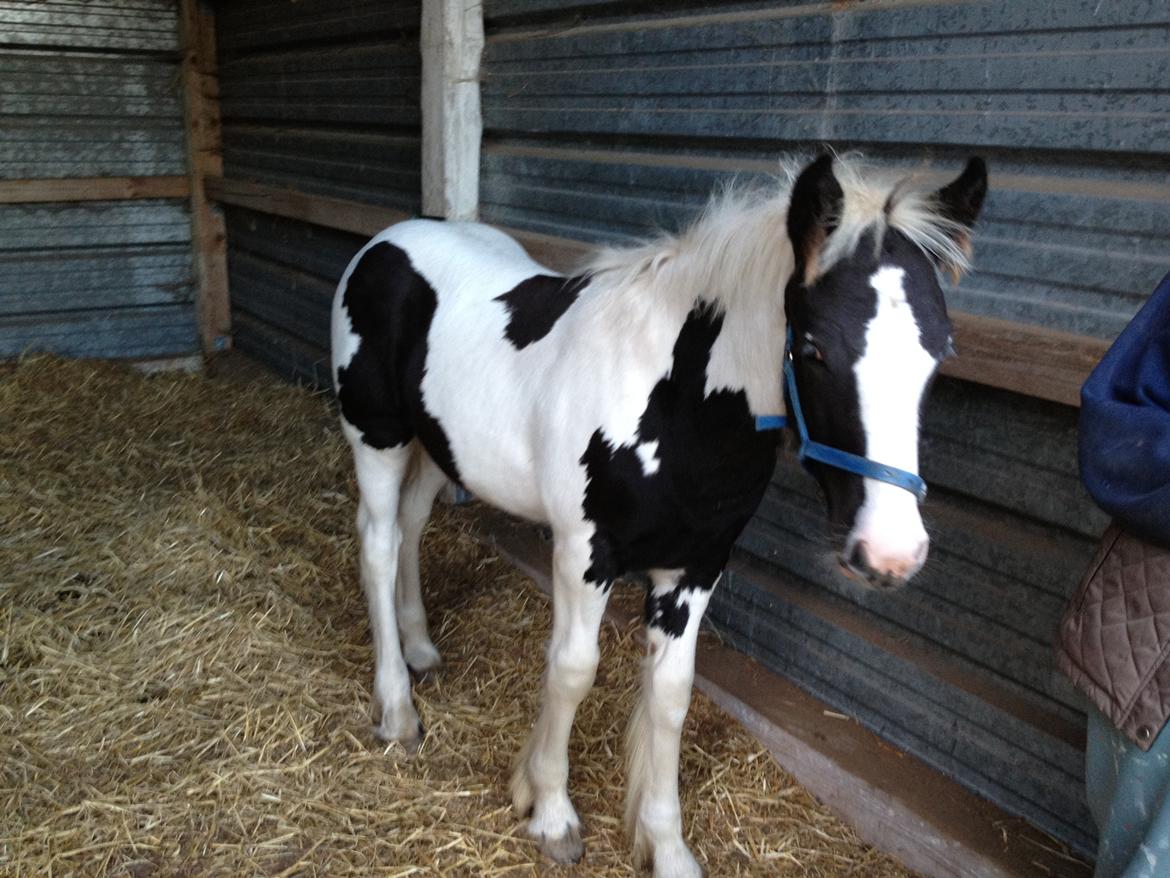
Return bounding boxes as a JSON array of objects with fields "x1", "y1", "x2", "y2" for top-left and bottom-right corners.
[{"x1": 1079, "y1": 270, "x2": 1170, "y2": 546}]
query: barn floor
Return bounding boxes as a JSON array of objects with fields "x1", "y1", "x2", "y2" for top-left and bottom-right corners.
[{"x1": 0, "y1": 356, "x2": 917, "y2": 877}]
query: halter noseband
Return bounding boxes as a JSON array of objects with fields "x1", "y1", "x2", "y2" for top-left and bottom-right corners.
[{"x1": 755, "y1": 328, "x2": 928, "y2": 503}]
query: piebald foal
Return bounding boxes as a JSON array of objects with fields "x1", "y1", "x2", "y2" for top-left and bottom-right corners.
[{"x1": 330, "y1": 155, "x2": 987, "y2": 877}]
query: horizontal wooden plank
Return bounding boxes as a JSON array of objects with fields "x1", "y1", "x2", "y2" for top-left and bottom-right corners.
[
  {"x1": 208, "y1": 177, "x2": 1106, "y2": 405},
  {"x1": 0, "y1": 176, "x2": 190, "y2": 204},
  {"x1": 944, "y1": 313, "x2": 1109, "y2": 408},
  {"x1": 207, "y1": 176, "x2": 409, "y2": 237}
]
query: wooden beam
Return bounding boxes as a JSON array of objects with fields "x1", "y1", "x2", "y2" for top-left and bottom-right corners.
[
  {"x1": 945, "y1": 312, "x2": 1109, "y2": 407},
  {"x1": 206, "y1": 177, "x2": 410, "y2": 238},
  {"x1": 179, "y1": 0, "x2": 231, "y2": 355},
  {"x1": 0, "y1": 176, "x2": 189, "y2": 204},
  {"x1": 421, "y1": 0, "x2": 484, "y2": 220},
  {"x1": 203, "y1": 177, "x2": 1107, "y2": 406}
]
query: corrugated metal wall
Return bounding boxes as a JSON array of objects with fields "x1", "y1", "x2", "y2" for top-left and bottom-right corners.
[
  {"x1": 213, "y1": 0, "x2": 422, "y2": 378},
  {"x1": 480, "y1": 0, "x2": 1170, "y2": 856},
  {"x1": 481, "y1": 0, "x2": 1170, "y2": 339},
  {"x1": 0, "y1": 0, "x2": 197, "y2": 360}
]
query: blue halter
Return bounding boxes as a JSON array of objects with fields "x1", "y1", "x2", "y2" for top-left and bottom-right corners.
[{"x1": 755, "y1": 329, "x2": 928, "y2": 503}]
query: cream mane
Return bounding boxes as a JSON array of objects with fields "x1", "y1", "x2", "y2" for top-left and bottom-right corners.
[{"x1": 579, "y1": 156, "x2": 973, "y2": 311}]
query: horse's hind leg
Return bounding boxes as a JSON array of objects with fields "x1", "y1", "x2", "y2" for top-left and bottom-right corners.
[
  {"x1": 395, "y1": 446, "x2": 448, "y2": 676},
  {"x1": 344, "y1": 423, "x2": 422, "y2": 748}
]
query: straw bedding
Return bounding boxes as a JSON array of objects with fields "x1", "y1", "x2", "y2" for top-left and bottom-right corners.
[{"x1": 0, "y1": 356, "x2": 916, "y2": 877}]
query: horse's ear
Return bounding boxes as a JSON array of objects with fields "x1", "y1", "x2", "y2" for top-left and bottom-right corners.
[
  {"x1": 933, "y1": 157, "x2": 988, "y2": 270},
  {"x1": 787, "y1": 154, "x2": 844, "y2": 286}
]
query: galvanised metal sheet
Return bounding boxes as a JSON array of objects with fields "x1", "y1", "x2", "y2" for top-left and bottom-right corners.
[
  {"x1": 0, "y1": 1, "x2": 195, "y2": 362},
  {"x1": 0, "y1": 0, "x2": 179, "y2": 51},
  {"x1": 480, "y1": 142, "x2": 1169, "y2": 339},
  {"x1": 0, "y1": 200, "x2": 191, "y2": 248},
  {"x1": 221, "y1": 126, "x2": 421, "y2": 211},
  {"x1": 478, "y1": 0, "x2": 1169, "y2": 855},
  {"x1": 0, "y1": 49, "x2": 185, "y2": 178},
  {"x1": 0, "y1": 200, "x2": 194, "y2": 357},
  {"x1": 485, "y1": 2, "x2": 1169, "y2": 150},
  {"x1": 215, "y1": 0, "x2": 423, "y2": 372},
  {"x1": 214, "y1": 0, "x2": 420, "y2": 54},
  {"x1": 480, "y1": 0, "x2": 1170, "y2": 339},
  {"x1": 707, "y1": 565, "x2": 1096, "y2": 854},
  {"x1": 218, "y1": 42, "x2": 421, "y2": 128},
  {"x1": 0, "y1": 306, "x2": 196, "y2": 359},
  {"x1": 224, "y1": 206, "x2": 365, "y2": 385}
]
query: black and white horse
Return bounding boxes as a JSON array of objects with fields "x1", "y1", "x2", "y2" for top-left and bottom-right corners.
[{"x1": 330, "y1": 154, "x2": 986, "y2": 877}]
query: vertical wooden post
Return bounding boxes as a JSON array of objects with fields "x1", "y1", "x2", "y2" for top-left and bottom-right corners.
[
  {"x1": 179, "y1": 0, "x2": 231, "y2": 355},
  {"x1": 421, "y1": 0, "x2": 484, "y2": 221}
]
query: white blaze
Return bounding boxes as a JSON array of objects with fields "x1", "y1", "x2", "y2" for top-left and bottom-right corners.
[{"x1": 849, "y1": 266, "x2": 935, "y2": 578}]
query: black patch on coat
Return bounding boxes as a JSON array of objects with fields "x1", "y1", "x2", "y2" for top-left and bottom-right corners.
[
  {"x1": 643, "y1": 571, "x2": 715, "y2": 638},
  {"x1": 783, "y1": 228, "x2": 951, "y2": 531},
  {"x1": 495, "y1": 274, "x2": 589, "y2": 349},
  {"x1": 646, "y1": 588, "x2": 690, "y2": 637},
  {"x1": 579, "y1": 302, "x2": 780, "y2": 609},
  {"x1": 335, "y1": 241, "x2": 461, "y2": 483}
]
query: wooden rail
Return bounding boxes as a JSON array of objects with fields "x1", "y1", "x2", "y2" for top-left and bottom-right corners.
[
  {"x1": 0, "y1": 176, "x2": 189, "y2": 204},
  {"x1": 206, "y1": 176, "x2": 1108, "y2": 407},
  {"x1": 205, "y1": 177, "x2": 410, "y2": 237}
]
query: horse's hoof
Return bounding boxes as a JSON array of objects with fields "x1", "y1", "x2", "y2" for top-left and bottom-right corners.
[
  {"x1": 404, "y1": 640, "x2": 442, "y2": 679},
  {"x1": 652, "y1": 844, "x2": 703, "y2": 878},
  {"x1": 373, "y1": 716, "x2": 425, "y2": 755},
  {"x1": 408, "y1": 663, "x2": 442, "y2": 685},
  {"x1": 538, "y1": 823, "x2": 584, "y2": 865}
]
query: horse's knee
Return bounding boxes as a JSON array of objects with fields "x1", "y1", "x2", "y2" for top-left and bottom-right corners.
[{"x1": 548, "y1": 638, "x2": 600, "y2": 701}]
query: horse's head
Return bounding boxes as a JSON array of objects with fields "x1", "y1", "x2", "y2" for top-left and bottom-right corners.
[{"x1": 782, "y1": 154, "x2": 987, "y2": 589}]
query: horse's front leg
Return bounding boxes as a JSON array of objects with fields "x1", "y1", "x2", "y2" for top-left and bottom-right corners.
[
  {"x1": 512, "y1": 534, "x2": 610, "y2": 864},
  {"x1": 626, "y1": 569, "x2": 715, "y2": 878}
]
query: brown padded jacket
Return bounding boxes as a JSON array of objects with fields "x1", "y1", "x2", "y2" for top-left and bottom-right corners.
[{"x1": 1057, "y1": 524, "x2": 1170, "y2": 751}]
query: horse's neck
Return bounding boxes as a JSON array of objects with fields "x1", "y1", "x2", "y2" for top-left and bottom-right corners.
[
  {"x1": 674, "y1": 228, "x2": 790, "y2": 418},
  {"x1": 583, "y1": 204, "x2": 792, "y2": 418},
  {"x1": 703, "y1": 288, "x2": 787, "y2": 417}
]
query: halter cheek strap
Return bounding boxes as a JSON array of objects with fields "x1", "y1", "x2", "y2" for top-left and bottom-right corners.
[{"x1": 755, "y1": 328, "x2": 928, "y2": 503}]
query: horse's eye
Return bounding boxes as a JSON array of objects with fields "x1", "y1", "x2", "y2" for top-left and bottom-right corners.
[{"x1": 799, "y1": 336, "x2": 824, "y2": 363}]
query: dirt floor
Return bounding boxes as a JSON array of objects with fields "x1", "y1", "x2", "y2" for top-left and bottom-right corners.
[{"x1": 0, "y1": 355, "x2": 918, "y2": 877}]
